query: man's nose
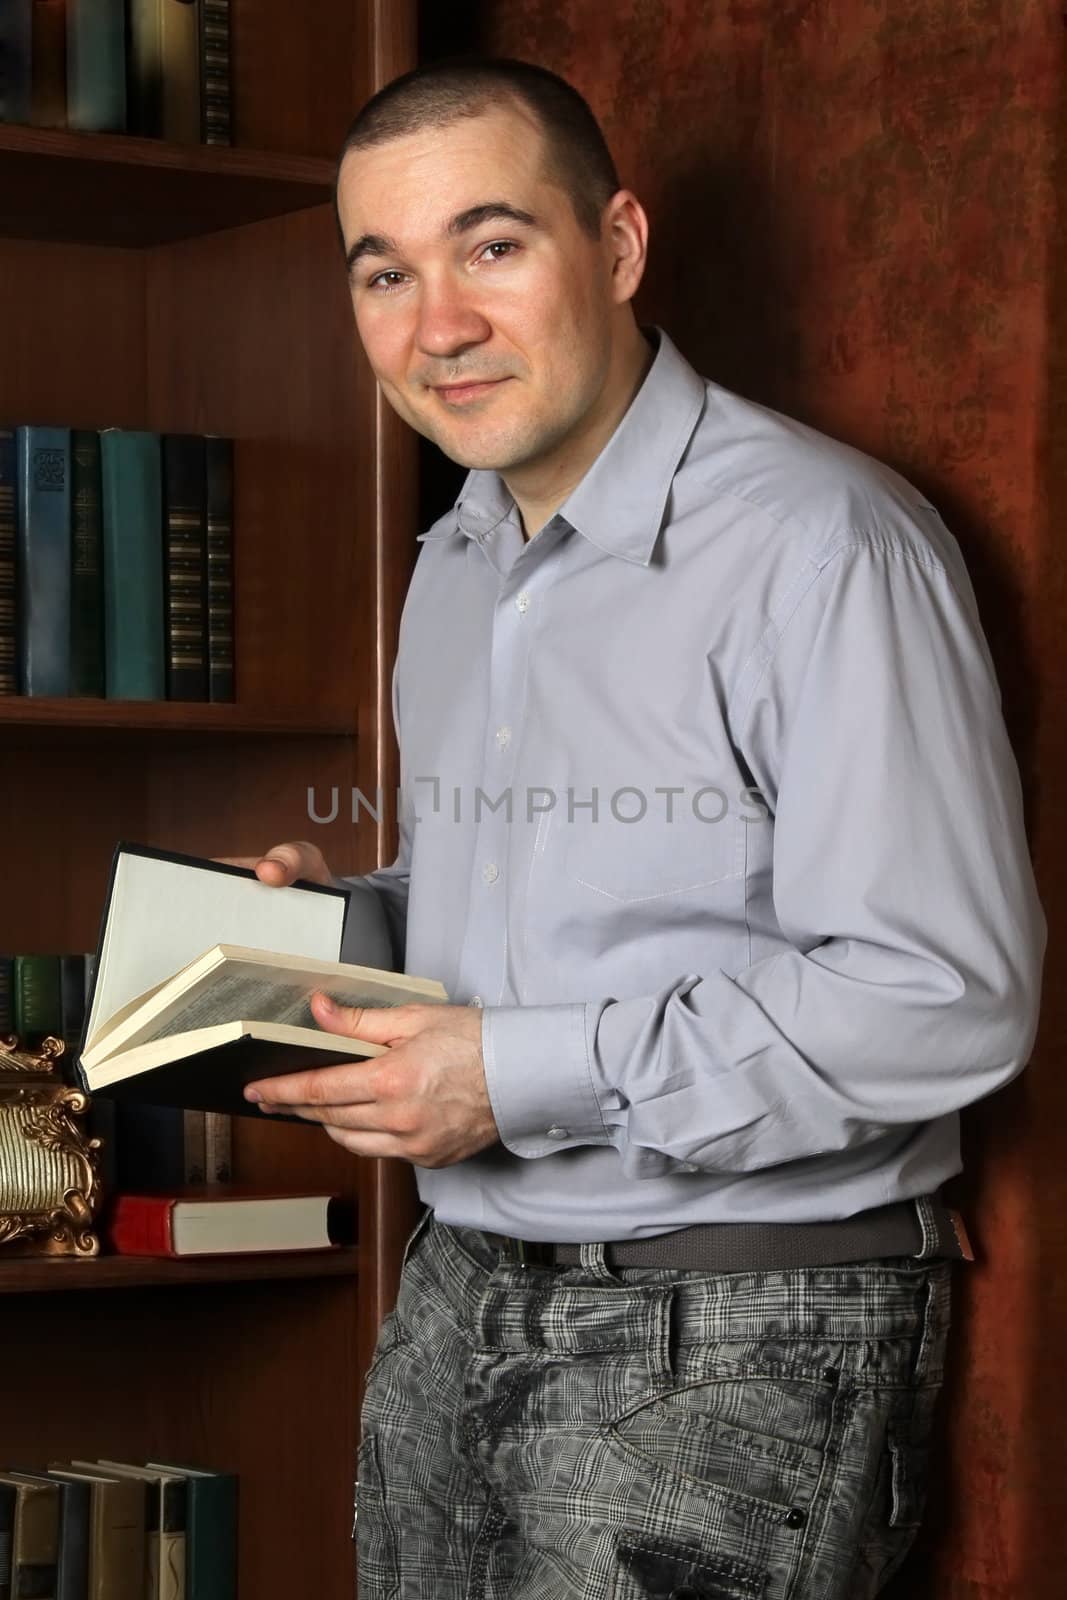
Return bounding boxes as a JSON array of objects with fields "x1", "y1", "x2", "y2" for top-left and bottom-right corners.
[{"x1": 414, "y1": 276, "x2": 493, "y2": 361}]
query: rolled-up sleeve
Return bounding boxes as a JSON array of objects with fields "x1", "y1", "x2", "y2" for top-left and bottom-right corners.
[{"x1": 485, "y1": 537, "x2": 1046, "y2": 1173}]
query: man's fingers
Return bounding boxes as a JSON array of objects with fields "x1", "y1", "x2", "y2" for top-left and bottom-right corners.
[
  {"x1": 245, "y1": 1060, "x2": 380, "y2": 1108},
  {"x1": 211, "y1": 841, "x2": 333, "y2": 888}
]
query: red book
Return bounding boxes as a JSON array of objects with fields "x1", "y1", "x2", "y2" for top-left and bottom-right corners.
[{"x1": 106, "y1": 1189, "x2": 349, "y2": 1257}]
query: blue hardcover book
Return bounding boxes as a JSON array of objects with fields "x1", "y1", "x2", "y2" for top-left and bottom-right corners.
[
  {"x1": 10, "y1": 1474, "x2": 89, "y2": 1600},
  {"x1": 16, "y1": 426, "x2": 71, "y2": 697},
  {"x1": 67, "y1": 0, "x2": 127, "y2": 132},
  {"x1": 100, "y1": 429, "x2": 165, "y2": 699},
  {"x1": 0, "y1": 1, "x2": 32, "y2": 125}
]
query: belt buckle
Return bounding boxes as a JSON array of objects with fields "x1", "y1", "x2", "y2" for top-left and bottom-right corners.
[{"x1": 497, "y1": 1235, "x2": 556, "y2": 1270}]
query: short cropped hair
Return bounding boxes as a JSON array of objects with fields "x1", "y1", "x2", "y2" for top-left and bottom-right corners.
[{"x1": 335, "y1": 54, "x2": 621, "y2": 243}]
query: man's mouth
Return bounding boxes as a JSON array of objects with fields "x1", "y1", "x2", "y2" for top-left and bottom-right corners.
[{"x1": 432, "y1": 378, "x2": 510, "y2": 404}]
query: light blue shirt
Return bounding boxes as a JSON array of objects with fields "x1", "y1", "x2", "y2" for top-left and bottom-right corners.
[{"x1": 337, "y1": 324, "x2": 1046, "y2": 1241}]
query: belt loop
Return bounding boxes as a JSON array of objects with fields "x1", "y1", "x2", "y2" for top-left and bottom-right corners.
[
  {"x1": 911, "y1": 1196, "x2": 940, "y2": 1260},
  {"x1": 578, "y1": 1240, "x2": 617, "y2": 1281}
]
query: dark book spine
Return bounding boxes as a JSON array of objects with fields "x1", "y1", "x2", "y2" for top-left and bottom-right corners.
[
  {"x1": 162, "y1": 433, "x2": 207, "y2": 700},
  {"x1": 0, "y1": 1481, "x2": 13, "y2": 1600},
  {"x1": 66, "y1": 0, "x2": 126, "y2": 131},
  {"x1": 126, "y1": 0, "x2": 162, "y2": 137},
  {"x1": 116, "y1": 1103, "x2": 204, "y2": 1189},
  {"x1": 30, "y1": 0, "x2": 66, "y2": 129},
  {"x1": 199, "y1": 0, "x2": 229, "y2": 145},
  {"x1": 0, "y1": 428, "x2": 15, "y2": 696},
  {"x1": 100, "y1": 429, "x2": 164, "y2": 700},
  {"x1": 13, "y1": 955, "x2": 63, "y2": 1048},
  {"x1": 0, "y1": 3, "x2": 33, "y2": 125},
  {"x1": 50, "y1": 1480, "x2": 88, "y2": 1600},
  {"x1": 69, "y1": 431, "x2": 105, "y2": 697},
  {"x1": 58, "y1": 954, "x2": 86, "y2": 1083},
  {"x1": 82, "y1": 951, "x2": 116, "y2": 1191},
  {"x1": 187, "y1": 1474, "x2": 237, "y2": 1600},
  {"x1": 161, "y1": 0, "x2": 199, "y2": 144},
  {"x1": 205, "y1": 436, "x2": 234, "y2": 702},
  {"x1": 0, "y1": 956, "x2": 14, "y2": 1035},
  {"x1": 204, "y1": 1111, "x2": 232, "y2": 1182},
  {"x1": 16, "y1": 426, "x2": 72, "y2": 697}
]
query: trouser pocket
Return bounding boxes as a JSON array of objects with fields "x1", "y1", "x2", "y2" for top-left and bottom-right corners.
[{"x1": 354, "y1": 1428, "x2": 400, "y2": 1599}]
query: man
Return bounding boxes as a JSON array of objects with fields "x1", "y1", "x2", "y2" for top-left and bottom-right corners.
[{"x1": 223, "y1": 56, "x2": 1045, "y2": 1599}]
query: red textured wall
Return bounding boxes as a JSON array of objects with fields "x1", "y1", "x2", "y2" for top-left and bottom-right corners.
[{"x1": 453, "y1": 3, "x2": 1064, "y2": 1593}]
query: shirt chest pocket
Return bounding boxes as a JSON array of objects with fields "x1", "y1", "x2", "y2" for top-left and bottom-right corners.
[{"x1": 563, "y1": 798, "x2": 746, "y2": 903}]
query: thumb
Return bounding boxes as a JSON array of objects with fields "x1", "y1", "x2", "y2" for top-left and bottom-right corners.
[{"x1": 310, "y1": 992, "x2": 418, "y2": 1045}]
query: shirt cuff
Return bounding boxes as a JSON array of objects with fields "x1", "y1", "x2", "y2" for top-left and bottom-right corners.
[{"x1": 481, "y1": 1002, "x2": 611, "y2": 1158}]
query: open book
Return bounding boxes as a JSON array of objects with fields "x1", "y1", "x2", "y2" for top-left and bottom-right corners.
[{"x1": 75, "y1": 843, "x2": 447, "y2": 1115}]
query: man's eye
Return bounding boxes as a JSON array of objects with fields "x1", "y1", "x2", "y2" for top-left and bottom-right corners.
[
  {"x1": 366, "y1": 242, "x2": 517, "y2": 293},
  {"x1": 368, "y1": 271, "x2": 407, "y2": 293}
]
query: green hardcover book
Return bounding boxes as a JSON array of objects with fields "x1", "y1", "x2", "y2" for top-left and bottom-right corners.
[
  {"x1": 145, "y1": 1466, "x2": 236, "y2": 1600},
  {"x1": 205, "y1": 436, "x2": 233, "y2": 703},
  {"x1": 70, "y1": 430, "x2": 105, "y2": 697},
  {"x1": 13, "y1": 953, "x2": 62, "y2": 1047},
  {"x1": 16, "y1": 425, "x2": 72, "y2": 697},
  {"x1": 162, "y1": 433, "x2": 207, "y2": 701},
  {"x1": 101, "y1": 429, "x2": 165, "y2": 700},
  {"x1": 66, "y1": 0, "x2": 127, "y2": 132}
]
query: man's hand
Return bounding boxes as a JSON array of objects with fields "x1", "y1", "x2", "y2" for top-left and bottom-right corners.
[
  {"x1": 211, "y1": 840, "x2": 334, "y2": 888},
  {"x1": 244, "y1": 997, "x2": 500, "y2": 1168}
]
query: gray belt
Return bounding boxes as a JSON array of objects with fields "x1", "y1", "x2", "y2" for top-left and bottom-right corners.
[{"x1": 476, "y1": 1196, "x2": 970, "y2": 1272}]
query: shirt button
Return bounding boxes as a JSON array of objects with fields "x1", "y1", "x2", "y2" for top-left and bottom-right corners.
[
  {"x1": 482, "y1": 862, "x2": 499, "y2": 884},
  {"x1": 546, "y1": 1125, "x2": 570, "y2": 1141},
  {"x1": 468, "y1": 995, "x2": 484, "y2": 1008},
  {"x1": 495, "y1": 725, "x2": 511, "y2": 750},
  {"x1": 677, "y1": 1162, "x2": 699, "y2": 1174},
  {"x1": 515, "y1": 590, "x2": 530, "y2": 614}
]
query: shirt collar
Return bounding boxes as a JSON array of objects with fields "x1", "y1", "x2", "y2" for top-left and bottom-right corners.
[{"x1": 416, "y1": 324, "x2": 707, "y2": 567}]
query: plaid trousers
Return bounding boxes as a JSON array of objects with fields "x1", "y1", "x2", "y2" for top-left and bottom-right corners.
[{"x1": 355, "y1": 1209, "x2": 951, "y2": 1599}]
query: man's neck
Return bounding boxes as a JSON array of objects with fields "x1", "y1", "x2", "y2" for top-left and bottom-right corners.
[{"x1": 506, "y1": 326, "x2": 656, "y2": 541}]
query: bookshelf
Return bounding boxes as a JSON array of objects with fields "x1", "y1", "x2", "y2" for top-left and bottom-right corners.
[{"x1": 0, "y1": 4, "x2": 419, "y2": 1597}]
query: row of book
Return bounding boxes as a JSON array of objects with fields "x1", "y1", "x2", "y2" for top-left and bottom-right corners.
[
  {"x1": 0, "y1": 950, "x2": 232, "y2": 1192},
  {"x1": 0, "y1": 1, "x2": 231, "y2": 145},
  {"x1": 0, "y1": 427, "x2": 234, "y2": 702},
  {"x1": 0, "y1": 1459, "x2": 236, "y2": 1600}
]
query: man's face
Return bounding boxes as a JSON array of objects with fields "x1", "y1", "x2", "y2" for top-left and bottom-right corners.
[{"x1": 336, "y1": 104, "x2": 618, "y2": 473}]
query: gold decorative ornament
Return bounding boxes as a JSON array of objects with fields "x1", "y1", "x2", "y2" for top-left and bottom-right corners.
[{"x1": 0, "y1": 1033, "x2": 102, "y2": 1257}]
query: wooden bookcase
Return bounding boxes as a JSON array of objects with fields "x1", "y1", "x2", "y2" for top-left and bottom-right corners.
[{"x1": 0, "y1": 3, "x2": 419, "y2": 1596}]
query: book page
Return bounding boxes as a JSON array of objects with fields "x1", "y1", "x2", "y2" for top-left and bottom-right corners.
[
  {"x1": 88, "y1": 847, "x2": 346, "y2": 1047},
  {"x1": 150, "y1": 970, "x2": 405, "y2": 1041}
]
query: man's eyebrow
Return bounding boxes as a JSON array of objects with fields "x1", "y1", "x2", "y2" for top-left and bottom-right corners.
[{"x1": 344, "y1": 202, "x2": 543, "y2": 277}]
